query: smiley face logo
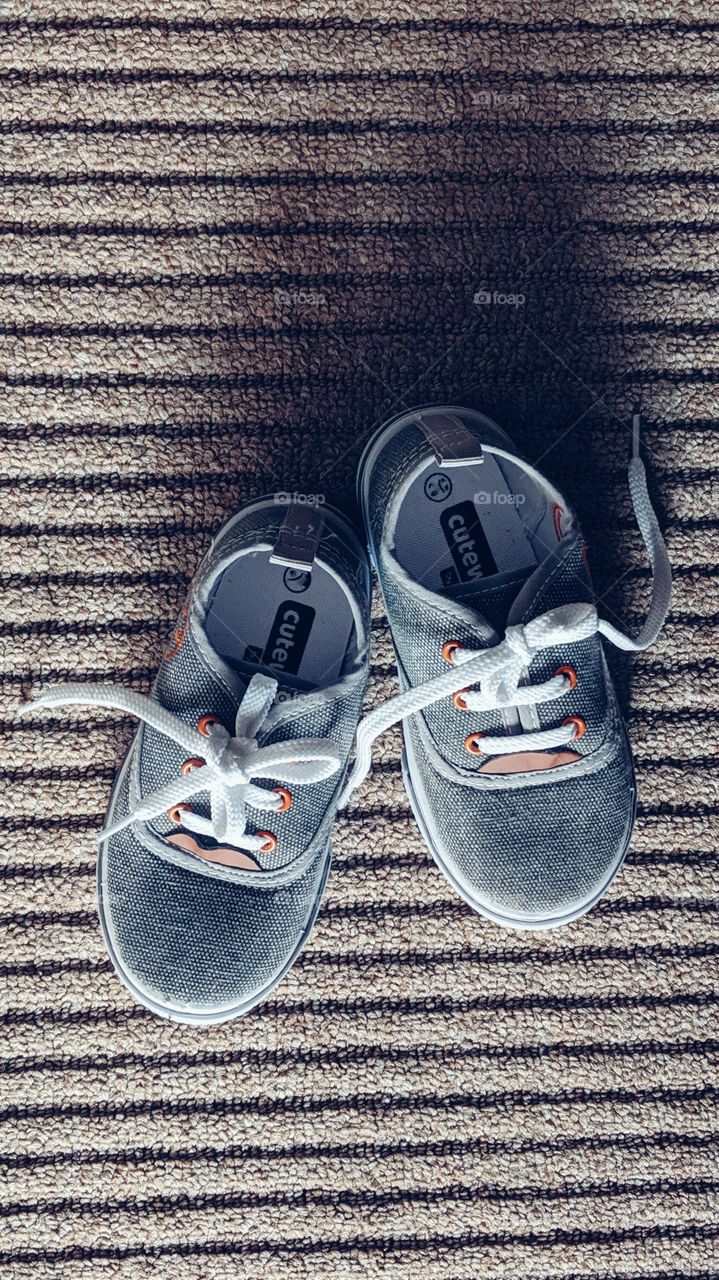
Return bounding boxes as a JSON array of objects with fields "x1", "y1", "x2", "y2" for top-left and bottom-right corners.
[
  {"x1": 283, "y1": 567, "x2": 311, "y2": 593},
  {"x1": 424, "y1": 472, "x2": 453, "y2": 503}
]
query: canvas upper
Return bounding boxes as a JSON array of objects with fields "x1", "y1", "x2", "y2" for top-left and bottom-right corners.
[
  {"x1": 22, "y1": 498, "x2": 372, "y2": 1019},
  {"x1": 344, "y1": 404, "x2": 671, "y2": 928}
]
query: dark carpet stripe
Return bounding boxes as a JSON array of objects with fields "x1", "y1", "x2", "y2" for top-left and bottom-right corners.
[
  {"x1": 0, "y1": 415, "x2": 715, "y2": 443},
  {"x1": 6, "y1": 67, "x2": 719, "y2": 87},
  {"x1": 1, "y1": 1220, "x2": 717, "y2": 1267},
  {"x1": 0, "y1": 570, "x2": 187, "y2": 590},
  {"x1": 4, "y1": 368, "x2": 719, "y2": 394},
  {"x1": 3, "y1": 1128, "x2": 717, "y2": 1175},
  {"x1": 0, "y1": 765, "x2": 117, "y2": 783},
  {"x1": 0, "y1": 518, "x2": 218, "y2": 539},
  {"x1": 9, "y1": 211, "x2": 719, "y2": 242},
  {"x1": 2, "y1": 1080, "x2": 718, "y2": 1127},
  {"x1": 300, "y1": 939, "x2": 719, "y2": 972},
  {"x1": 7, "y1": 119, "x2": 719, "y2": 142},
  {"x1": 2, "y1": 469, "x2": 715, "y2": 496},
  {"x1": 0, "y1": 618, "x2": 169, "y2": 639},
  {"x1": 3, "y1": 15, "x2": 719, "y2": 33},
  {"x1": 4, "y1": 990, "x2": 718, "y2": 1030},
  {"x1": 7, "y1": 315, "x2": 719, "y2": 341},
  {"x1": 0, "y1": 666, "x2": 156, "y2": 686},
  {"x1": 1, "y1": 564, "x2": 704, "y2": 593},
  {"x1": 0, "y1": 517, "x2": 708, "y2": 541},
  {"x1": 2, "y1": 1036, "x2": 716, "y2": 1084},
  {"x1": 0, "y1": 472, "x2": 256, "y2": 491},
  {"x1": 4, "y1": 1172, "x2": 718, "y2": 1222}
]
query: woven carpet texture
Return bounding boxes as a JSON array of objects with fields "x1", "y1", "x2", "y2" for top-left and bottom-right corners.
[{"x1": 1, "y1": 4, "x2": 718, "y2": 1278}]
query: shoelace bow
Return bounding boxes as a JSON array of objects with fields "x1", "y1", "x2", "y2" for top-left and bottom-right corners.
[
  {"x1": 19, "y1": 674, "x2": 343, "y2": 853},
  {"x1": 339, "y1": 416, "x2": 672, "y2": 803}
]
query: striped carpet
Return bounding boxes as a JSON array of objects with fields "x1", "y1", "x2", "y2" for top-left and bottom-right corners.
[{"x1": 1, "y1": 5, "x2": 718, "y2": 1277}]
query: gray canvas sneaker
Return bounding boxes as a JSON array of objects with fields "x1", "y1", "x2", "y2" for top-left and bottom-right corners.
[
  {"x1": 21, "y1": 497, "x2": 372, "y2": 1021},
  {"x1": 342, "y1": 405, "x2": 672, "y2": 928}
]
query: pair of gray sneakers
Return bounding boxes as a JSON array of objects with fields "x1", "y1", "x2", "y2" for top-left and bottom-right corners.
[{"x1": 23, "y1": 406, "x2": 671, "y2": 1023}]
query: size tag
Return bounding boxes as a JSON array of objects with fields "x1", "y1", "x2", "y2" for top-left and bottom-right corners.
[
  {"x1": 416, "y1": 411, "x2": 484, "y2": 468},
  {"x1": 269, "y1": 502, "x2": 325, "y2": 571}
]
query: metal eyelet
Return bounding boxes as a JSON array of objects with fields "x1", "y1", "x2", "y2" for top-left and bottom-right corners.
[
  {"x1": 256, "y1": 830, "x2": 278, "y2": 854},
  {"x1": 168, "y1": 802, "x2": 192, "y2": 824},
  {"x1": 180, "y1": 757, "x2": 204, "y2": 775},
  {"x1": 273, "y1": 787, "x2": 293, "y2": 812},
  {"x1": 562, "y1": 714, "x2": 586, "y2": 739},
  {"x1": 197, "y1": 714, "x2": 221, "y2": 737}
]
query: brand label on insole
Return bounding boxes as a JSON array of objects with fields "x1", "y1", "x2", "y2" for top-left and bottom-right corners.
[
  {"x1": 258, "y1": 600, "x2": 316, "y2": 677},
  {"x1": 440, "y1": 500, "x2": 498, "y2": 582}
]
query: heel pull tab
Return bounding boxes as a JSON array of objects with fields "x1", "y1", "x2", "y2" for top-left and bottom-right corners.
[
  {"x1": 270, "y1": 500, "x2": 325, "y2": 572},
  {"x1": 416, "y1": 410, "x2": 484, "y2": 468}
]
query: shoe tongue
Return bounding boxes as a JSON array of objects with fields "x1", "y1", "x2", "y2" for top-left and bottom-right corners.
[
  {"x1": 441, "y1": 565, "x2": 536, "y2": 634},
  {"x1": 507, "y1": 534, "x2": 591, "y2": 625},
  {"x1": 158, "y1": 610, "x2": 316, "y2": 726},
  {"x1": 230, "y1": 657, "x2": 315, "y2": 705}
]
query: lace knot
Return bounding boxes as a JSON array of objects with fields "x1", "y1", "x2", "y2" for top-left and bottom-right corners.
[
  {"x1": 203, "y1": 728, "x2": 257, "y2": 786},
  {"x1": 503, "y1": 623, "x2": 536, "y2": 668}
]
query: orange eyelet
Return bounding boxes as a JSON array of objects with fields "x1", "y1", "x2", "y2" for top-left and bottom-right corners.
[
  {"x1": 562, "y1": 715, "x2": 586, "y2": 739},
  {"x1": 180, "y1": 756, "x2": 204, "y2": 775},
  {"x1": 441, "y1": 640, "x2": 462, "y2": 665},
  {"x1": 555, "y1": 664, "x2": 578, "y2": 690},
  {"x1": 168, "y1": 802, "x2": 192, "y2": 824},
  {"x1": 464, "y1": 732, "x2": 486, "y2": 756},
  {"x1": 197, "y1": 714, "x2": 221, "y2": 737},
  {"x1": 273, "y1": 787, "x2": 293, "y2": 812},
  {"x1": 453, "y1": 689, "x2": 470, "y2": 711},
  {"x1": 257, "y1": 830, "x2": 277, "y2": 854}
]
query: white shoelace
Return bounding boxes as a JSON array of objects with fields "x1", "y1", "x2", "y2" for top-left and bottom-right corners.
[
  {"x1": 19, "y1": 673, "x2": 343, "y2": 853},
  {"x1": 340, "y1": 416, "x2": 672, "y2": 803}
]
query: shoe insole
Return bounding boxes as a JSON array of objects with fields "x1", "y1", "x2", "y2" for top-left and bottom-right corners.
[
  {"x1": 205, "y1": 551, "x2": 355, "y2": 691},
  {"x1": 393, "y1": 453, "x2": 546, "y2": 593}
]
